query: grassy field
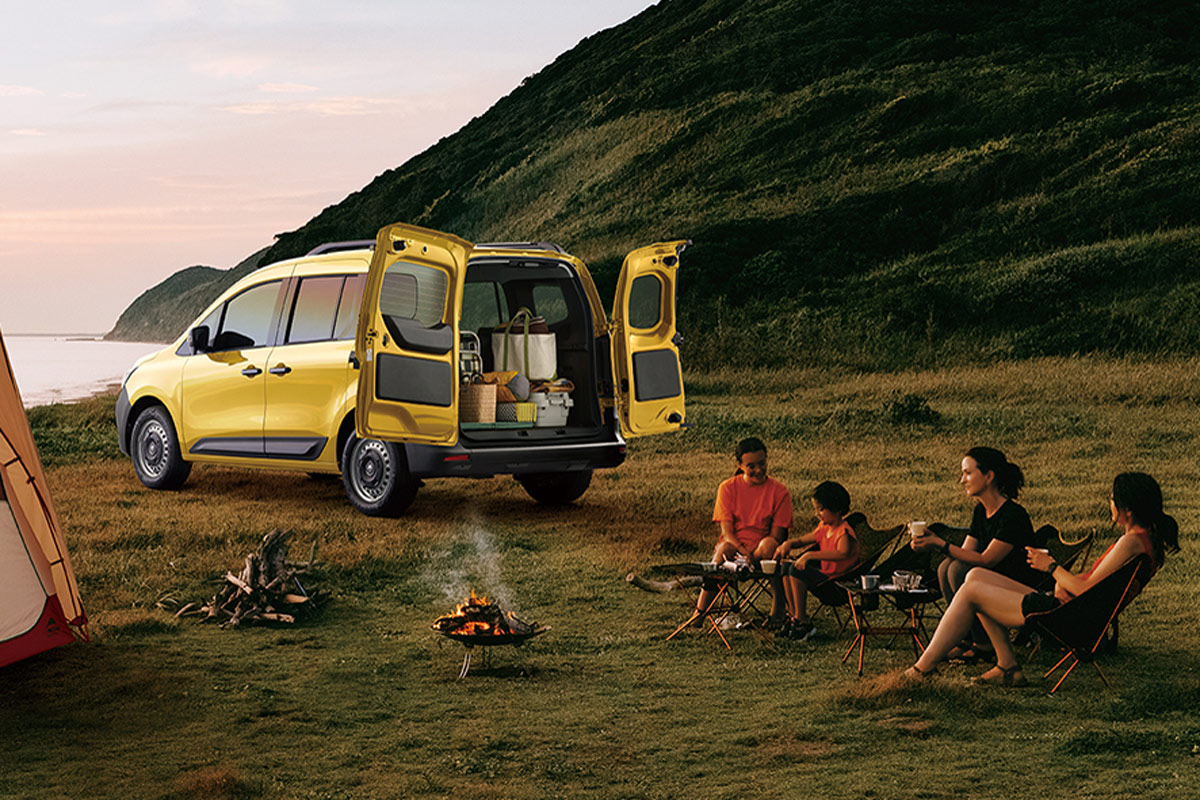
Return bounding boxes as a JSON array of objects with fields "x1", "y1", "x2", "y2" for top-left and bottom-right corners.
[{"x1": 5, "y1": 358, "x2": 1199, "y2": 799}]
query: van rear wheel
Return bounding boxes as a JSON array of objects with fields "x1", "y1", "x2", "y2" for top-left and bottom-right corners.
[
  {"x1": 341, "y1": 435, "x2": 418, "y2": 516},
  {"x1": 130, "y1": 406, "x2": 191, "y2": 490},
  {"x1": 518, "y1": 470, "x2": 592, "y2": 505}
]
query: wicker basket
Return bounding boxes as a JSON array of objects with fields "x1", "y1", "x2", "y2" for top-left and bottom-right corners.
[{"x1": 460, "y1": 381, "x2": 497, "y2": 423}]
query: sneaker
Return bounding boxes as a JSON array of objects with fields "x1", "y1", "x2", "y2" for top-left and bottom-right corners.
[
  {"x1": 787, "y1": 621, "x2": 816, "y2": 641},
  {"x1": 720, "y1": 614, "x2": 745, "y2": 631}
]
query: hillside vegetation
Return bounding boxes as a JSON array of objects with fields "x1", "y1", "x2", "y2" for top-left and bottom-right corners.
[
  {"x1": 110, "y1": 0, "x2": 1200, "y2": 368},
  {"x1": 106, "y1": 248, "x2": 268, "y2": 343}
]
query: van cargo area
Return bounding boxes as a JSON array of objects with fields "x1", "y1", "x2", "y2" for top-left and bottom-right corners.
[{"x1": 456, "y1": 256, "x2": 609, "y2": 442}]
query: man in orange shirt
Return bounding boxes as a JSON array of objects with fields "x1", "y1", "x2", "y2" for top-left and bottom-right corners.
[{"x1": 694, "y1": 437, "x2": 793, "y2": 626}]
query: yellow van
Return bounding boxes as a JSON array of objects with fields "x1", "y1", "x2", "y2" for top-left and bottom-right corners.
[{"x1": 117, "y1": 222, "x2": 688, "y2": 515}]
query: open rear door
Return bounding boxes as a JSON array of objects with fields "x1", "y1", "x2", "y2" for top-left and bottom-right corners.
[
  {"x1": 356, "y1": 222, "x2": 473, "y2": 445},
  {"x1": 611, "y1": 240, "x2": 689, "y2": 437}
]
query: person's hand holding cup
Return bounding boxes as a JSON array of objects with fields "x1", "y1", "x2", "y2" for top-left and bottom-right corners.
[
  {"x1": 908, "y1": 520, "x2": 932, "y2": 550},
  {"x1": 1026, "y1": 547, "x2": 1054, "y2": 573}
]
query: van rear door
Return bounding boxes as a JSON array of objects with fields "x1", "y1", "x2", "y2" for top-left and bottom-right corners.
[
  {"x1": 610, "y1": 240, "x2": 689, "y2": 437},
  {"x1": 355, "y1": 222, "x2": 473, "y2": 446}
]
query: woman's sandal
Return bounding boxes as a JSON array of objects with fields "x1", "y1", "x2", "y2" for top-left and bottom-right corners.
[
  {"x1": 946, "y1": 644, "x2": 993, "y2": 664},
  {"x1": 903, "y1": 664, "x2": 937, "y2": 682},
  {"x1": 971, "y1": 664, "x2": 1027, "y2": 687}
]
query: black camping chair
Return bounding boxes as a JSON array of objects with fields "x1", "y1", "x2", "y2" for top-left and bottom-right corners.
[
  {"x1": 810, "y1": 514, "x2": 906, "y2": 632},
  {"x1": 1023, "y1": 553, "x2": 1155, "y2": 694}
]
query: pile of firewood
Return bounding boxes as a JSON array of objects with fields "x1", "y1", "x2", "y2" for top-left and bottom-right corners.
[{"x1": 176, "y1": 529, "x2": 325, "y2": 627}]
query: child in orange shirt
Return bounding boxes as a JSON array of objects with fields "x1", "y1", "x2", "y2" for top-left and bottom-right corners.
[
  {"x1": 775, "y1": 481, "x2": 860, "y2": 640},
  {"x1": 694, "y1": 437, "x2": 793, "y2": 625}
]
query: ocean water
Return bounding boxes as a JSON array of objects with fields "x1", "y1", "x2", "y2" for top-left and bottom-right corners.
[{"x1": 3, "y1": 335, "x2": 163, "y2": 408}]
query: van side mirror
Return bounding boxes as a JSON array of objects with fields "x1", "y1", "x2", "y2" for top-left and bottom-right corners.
[{"x1": 190, "y1": 325, "x2": 210, "y2": 353}]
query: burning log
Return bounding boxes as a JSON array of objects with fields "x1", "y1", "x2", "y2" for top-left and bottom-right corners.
[
  {"x1": 433, "y1": 591, "x2": 550, "y2": 679},
  {"x1": 180, "y1": 529, "x2": 325, "y2": 628},
  {"x1": 433, "y1": 591, "x2": 532, "y2": 639}
]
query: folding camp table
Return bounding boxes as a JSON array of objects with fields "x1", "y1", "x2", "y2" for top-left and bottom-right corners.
[
  {"x1": 662, "y1": 563, "x2": 779, "y2": 650},
  {"x1": 838, "y1": 581, "x2": 940, "y2": 675}
]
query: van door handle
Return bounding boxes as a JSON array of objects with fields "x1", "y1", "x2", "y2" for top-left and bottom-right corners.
[
  {"x1": 268, "y1": 365, "x2": 292, "y2": 376},
  {"x1": 241, "y1": 367, "x2": 262, "y2": 377}
]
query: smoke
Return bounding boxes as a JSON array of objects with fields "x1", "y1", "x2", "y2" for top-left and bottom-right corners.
[{"x1": 424, "y1": 511, "x2": 514, "y2": 610}]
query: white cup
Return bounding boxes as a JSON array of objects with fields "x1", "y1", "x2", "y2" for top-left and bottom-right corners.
[
  {"x1": 908, "y1": 520, "x2": 928, "y2": 539},
  {"x1": 760, "y1": 560, "x2": 777, "y2": 575},
  {"x1": 861, "y1": 574, "x2": 880, "y2": 591}
]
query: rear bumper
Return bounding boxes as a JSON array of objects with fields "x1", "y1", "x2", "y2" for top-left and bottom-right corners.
[{"x1": 405, "y1": 435, "x2": 626, "y2": 478}]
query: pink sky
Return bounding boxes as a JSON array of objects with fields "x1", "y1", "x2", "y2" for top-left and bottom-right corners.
[{"x1": 0, "y1": 1, "x2": 657, "y2": 335}]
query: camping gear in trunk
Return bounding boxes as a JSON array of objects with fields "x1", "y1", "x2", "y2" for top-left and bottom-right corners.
[
  {"x1": 460, "y1": 375, "x2": 497, "y2": 423},
  {"x1": 531, "y1": 391, "x2": 573, "y2": 427},
  {"x1": 492, "y1": 307, "x2": 556, "y2": 381}
]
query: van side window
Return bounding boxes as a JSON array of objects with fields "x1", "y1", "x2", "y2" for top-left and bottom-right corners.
[
  {"x1": 214, "y1": 281, "x2": 282, "y2": 350},
  {"x1": 628, "y1": 275, "x2": 662, "y2": 329},
  {"x1": 461, "y1": 281, "x2": 507, "y2": 331},
  {"x1": 380, "y1": 262, "x2": 447, "y2": 328},
  {"x1": 333, "y1": 274, "x2": 366, "y2": 340},
  {"x1": 531, "y1": 284, "x2": 569, "y2": 325},
  {"x1": 286, "y1": 276, "x2": 344, "y2": 344}
]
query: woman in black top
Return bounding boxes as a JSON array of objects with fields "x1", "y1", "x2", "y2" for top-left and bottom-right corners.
[{"x1": 913, "y1": 447, "x2": 1039, "y2": 658}]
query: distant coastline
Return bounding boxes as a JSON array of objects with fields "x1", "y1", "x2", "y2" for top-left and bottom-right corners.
[{"x1": 5, "y1": 335, "x2": 161, "y2": 408}]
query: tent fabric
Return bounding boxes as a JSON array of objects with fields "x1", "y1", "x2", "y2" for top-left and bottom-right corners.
[{"x1": 0, "y1": 329, "x2": 87, "y2": 667}]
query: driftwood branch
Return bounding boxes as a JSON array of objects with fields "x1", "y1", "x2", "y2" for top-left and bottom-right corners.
[{"x1": 625, "y1": 573, "x2": 704, "y2": 593}]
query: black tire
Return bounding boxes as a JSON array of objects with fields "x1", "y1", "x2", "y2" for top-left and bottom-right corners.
[
  {"x1": 518, "y1": 470, "x2": 593, "y2": 505},
  {"x1": 341, "y1": 435, "x2": 418, "y2": 517},
  {"x1": 130, "y1": 406, "x2": 192, "y2": 490}
]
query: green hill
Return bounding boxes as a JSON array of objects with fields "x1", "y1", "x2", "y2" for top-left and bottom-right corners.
[
  {"x1": 106, "y1": 249, "x2": 269, "y2": 343},
  {"x1": 112, "y1": 0, "x2": 1200, "y2": 367}
]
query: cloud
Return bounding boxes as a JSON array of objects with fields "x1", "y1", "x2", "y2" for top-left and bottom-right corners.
[
  {"x1": 8, "y1": 129, "x2": 48, "y2": 136},
  {"x1": 221, "y1": 96, "x2": 400, "y2": 116},
  {"x1": 0, "y1": 85, "x2": 44, "y2": 97},
  {"x1": 90, "y1": 98, "x2": 190, "y2": 113},
  {"x1": 257, "y1": 82, "x2": 320, "y2": 94},
  {"x1": 191, "y1": 55, "x2": 271, "y2": 78}
]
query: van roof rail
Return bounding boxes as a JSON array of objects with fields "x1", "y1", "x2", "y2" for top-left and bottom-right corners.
[
  {"x1": 476, "y1": 241, "x2": 565, "y2": 253},
  {"x1": 305, "y1": 240, "x2": 376, "y2": 256}
]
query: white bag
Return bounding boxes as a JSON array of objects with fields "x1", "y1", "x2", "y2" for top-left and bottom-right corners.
[{"x1": 491, "y1": 308, "x2": 556, "y2": 381}]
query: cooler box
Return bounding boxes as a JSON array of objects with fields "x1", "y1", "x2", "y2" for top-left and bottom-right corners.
[{"x1": 531, "y1": 391, "x2": 573, "y2": 427}]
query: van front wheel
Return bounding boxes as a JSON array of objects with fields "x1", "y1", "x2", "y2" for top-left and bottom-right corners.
[
  {"x1": 518, "y1": 470, "x2": 593, "y2": 505},
  {"x1": 341, "y1": 435, "x2": 418, "y2": 516},
  {"x1": 130, "y1": 406, "x2": 192, "y2": 490}
]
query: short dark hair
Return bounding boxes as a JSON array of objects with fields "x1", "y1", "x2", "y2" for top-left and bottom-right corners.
[
  {"x1": 736, "y1": 437, "x2": 767, "y2": 461},
  {"x1": 812, "y1": 480, "x2": 851, "y2": 515}
]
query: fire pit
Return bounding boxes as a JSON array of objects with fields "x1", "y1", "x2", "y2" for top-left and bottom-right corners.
[{"x1": 432, "y1": 592, "x2": 550, "y2": 678}]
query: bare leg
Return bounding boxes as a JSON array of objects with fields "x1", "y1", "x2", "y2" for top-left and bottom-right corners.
[
  {"x1": 792, "y1": 579, "x2": 811, "y2": 623},
  {"x1": 783, "y1": 573, "x2": 799, "y2": 619},
  {"x1": 913, "y1": 569, "x2": 1027, "y2": 673},
  {"x1": 753, "y1": 537, "x2": 784, "y2": 619},
  {"x1": 696, "y1": 541, "x2": 739, "y2": 614}
]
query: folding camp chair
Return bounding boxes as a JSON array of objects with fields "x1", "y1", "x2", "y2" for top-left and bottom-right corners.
[
  {"x1": 810, "y1": 514, "x2": 904, "y2": 632},
  {"x1": 1023, "y1": 553, "x2": 1155, "y2": 694}
]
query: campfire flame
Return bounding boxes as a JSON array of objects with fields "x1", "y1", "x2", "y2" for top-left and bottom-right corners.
[{"x1": 433, "y1": 590, "x2": 530, "y2": 638}]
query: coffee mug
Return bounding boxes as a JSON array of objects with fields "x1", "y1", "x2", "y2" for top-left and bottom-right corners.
[
  {"x1": 861, "y1": 574, "x2": 880, "y2": 590},
  {"x1": 760, "y1": 560, "x2": 777, "y2": 574},
  {"x1": 908, "y1": 520, "x2": 928, "y2": 539}
]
